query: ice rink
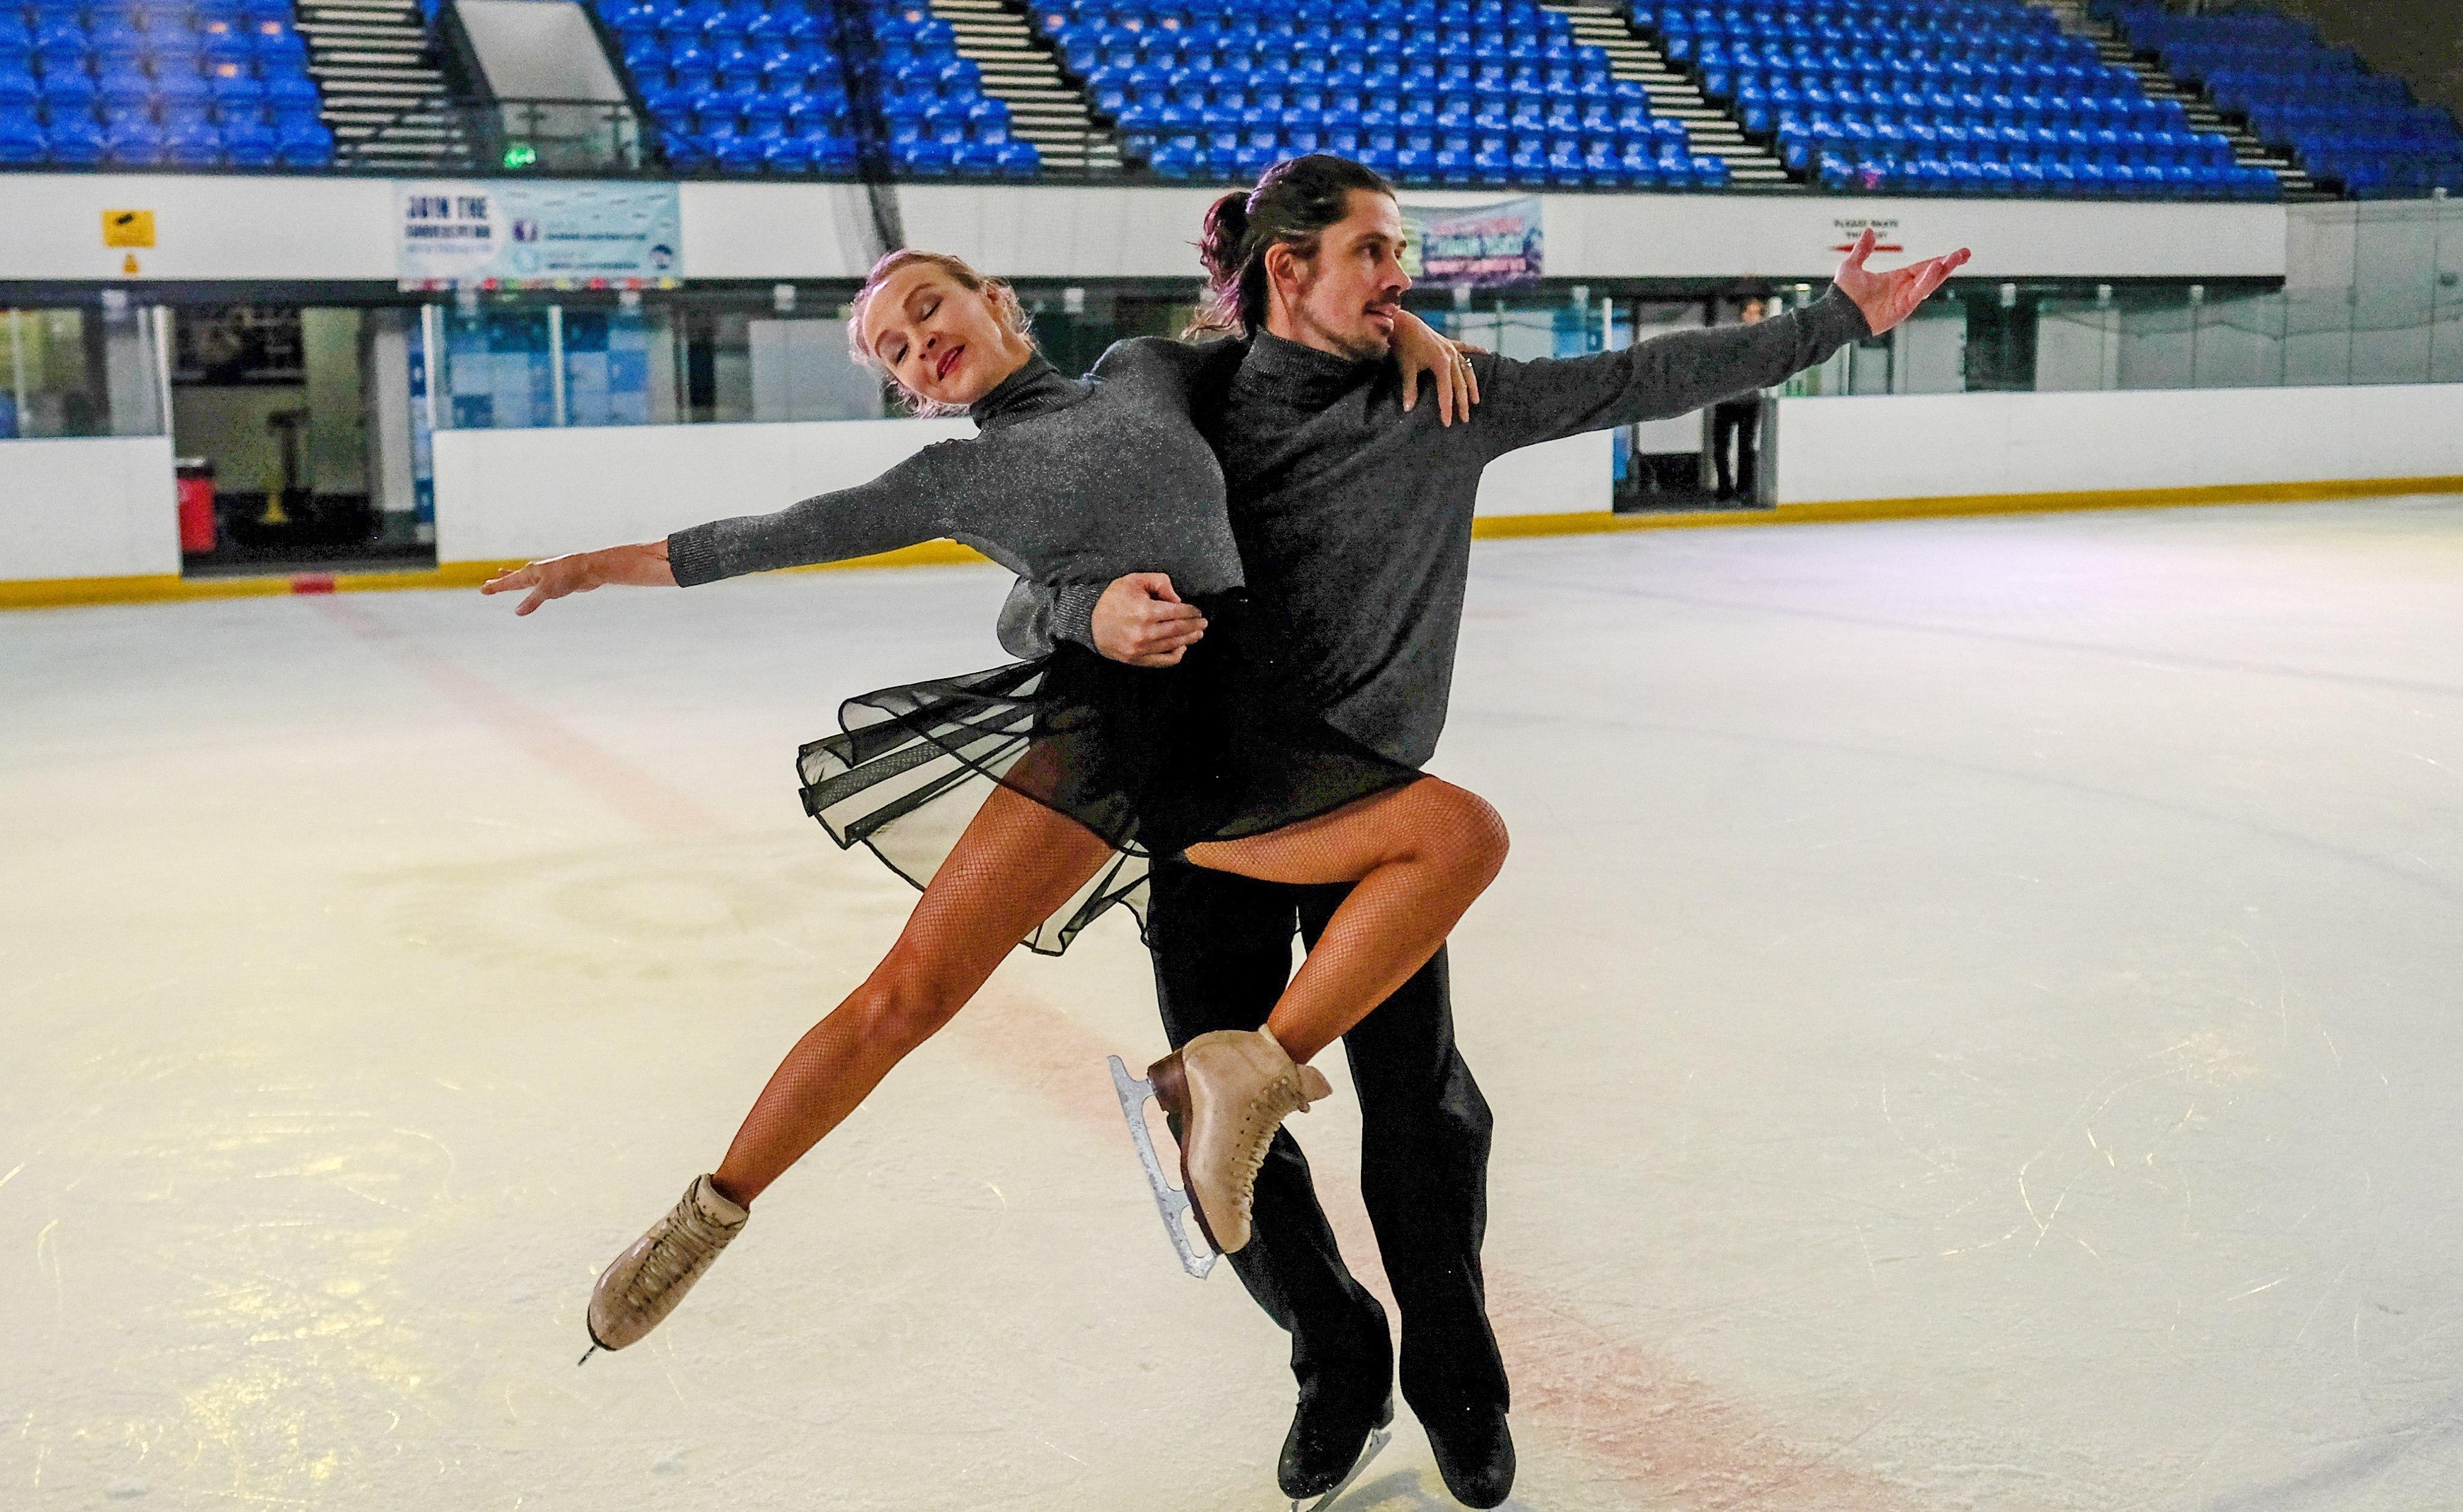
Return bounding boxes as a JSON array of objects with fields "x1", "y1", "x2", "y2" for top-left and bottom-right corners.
[{"x1": 6, "y1": 496, "x2": 2461, "y2": 1512}]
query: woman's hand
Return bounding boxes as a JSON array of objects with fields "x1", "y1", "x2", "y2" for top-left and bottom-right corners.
[
  {"x1": 1391, "y1": 309, "x2": 1483, "y2": 427},
  {"x1": 481, "y1": 542, "x2": 677, "y2": 616},
  {"x1": 1833, "y1": 227, "x2": 1973, "y2": 337}
]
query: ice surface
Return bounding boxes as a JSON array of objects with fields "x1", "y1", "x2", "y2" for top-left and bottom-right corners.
[{"x1": 3, "y1": 498, "x2": 2460, "y2": 1511}]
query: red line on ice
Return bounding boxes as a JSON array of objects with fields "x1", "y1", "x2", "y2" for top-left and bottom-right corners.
[{"x1": 310, "y1": 595, "x2": 727, "y2": 839}]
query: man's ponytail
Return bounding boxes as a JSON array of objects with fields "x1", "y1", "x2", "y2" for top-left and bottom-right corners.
[{"x1": 1184, "y1": 155, "x2": 1394, "y2": 339}]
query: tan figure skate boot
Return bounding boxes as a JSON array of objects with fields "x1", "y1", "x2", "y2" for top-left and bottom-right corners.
[
  {"x1": 1147, "y1": 1028, "x2": 1333, "y2": 1254},
  {"x1": 582, "y1": 1175, "x2": 748, "y2": 1360}
]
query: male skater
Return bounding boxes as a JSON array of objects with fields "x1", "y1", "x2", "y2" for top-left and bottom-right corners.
[{"x1": 1010, "y1": 156, "x2": 1965, "y2": 1507}]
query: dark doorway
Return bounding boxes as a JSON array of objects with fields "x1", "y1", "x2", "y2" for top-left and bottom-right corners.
[{"x1": 172, "y1": 304, "x2": 429, "y2": 576}]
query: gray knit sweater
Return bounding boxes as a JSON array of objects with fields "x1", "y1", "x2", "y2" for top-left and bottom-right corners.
[
  {"x1": 1007, "y1": 286, "x2": 1873, "y2": 768},
  {"x1": 664, "y1": 340, "x2": 1239, "y2": 643}
]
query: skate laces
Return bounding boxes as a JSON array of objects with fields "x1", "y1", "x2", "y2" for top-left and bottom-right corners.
[
  {"x1": 625, "y1": 1189, "x2": 740, "y2": 1307},
  {"x1": 1227, "y1": 1070, "x2": 1315, "y2": 1207}
]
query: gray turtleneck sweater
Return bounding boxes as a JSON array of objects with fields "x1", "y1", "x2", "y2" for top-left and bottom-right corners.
[
  {"x1": 663, "y1": 342, "x2": 1239, "y2": 646},
  {"x1": 1007, "y1": 287, "x2": 1871, "y2": 769}
]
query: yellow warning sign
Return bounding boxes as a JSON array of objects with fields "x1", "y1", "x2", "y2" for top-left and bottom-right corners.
[{"x1": 103, "y1": 210, "x2": 155, "y2": 248}]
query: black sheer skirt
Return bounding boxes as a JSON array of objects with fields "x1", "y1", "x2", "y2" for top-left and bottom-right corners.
[{"x1": 794, "y1": 596, "x2": 1419, "y2": 955}]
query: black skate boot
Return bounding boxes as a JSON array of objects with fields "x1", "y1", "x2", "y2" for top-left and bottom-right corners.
[
  {"x1": 1421, "y1": 1399, "x2": 1515, "y2": 1508},
  {"x1": 1279, "y1": 1383, "x2": 1394, "y2": 1502}
]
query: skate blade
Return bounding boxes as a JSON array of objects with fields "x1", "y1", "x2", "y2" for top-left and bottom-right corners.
[
  {"x1": 1106, "y1": 1055, "x2": 1216, "y2": 1280},
  {"x1": 1291, "y1": 1421, "x2": 1395, "y2": 1512}
]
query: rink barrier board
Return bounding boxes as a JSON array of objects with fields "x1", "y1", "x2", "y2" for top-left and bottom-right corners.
[{"x1": 5, "y1": 475, "x2": 2461, "y2": 611}]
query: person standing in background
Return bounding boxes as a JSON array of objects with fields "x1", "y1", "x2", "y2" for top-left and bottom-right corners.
[{"x1": 1710, "y1": 296, "x2": 1767, "y2": 502}]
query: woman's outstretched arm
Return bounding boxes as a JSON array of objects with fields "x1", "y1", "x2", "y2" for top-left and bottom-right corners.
[
  {"x1": 481, "y1": 539, "x2": 676, "y2": 616},
  {"x1": 480, "y1": 439, "x2": 986, "y2": 615}
]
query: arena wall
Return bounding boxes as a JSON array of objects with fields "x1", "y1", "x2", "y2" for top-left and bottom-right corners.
[
  {"x1": 1773, "y1": 384, "x2": 2463, "y2": 505},
  {"x1": 0, "y1": 175, "x2": 2289, "y2": 284}
]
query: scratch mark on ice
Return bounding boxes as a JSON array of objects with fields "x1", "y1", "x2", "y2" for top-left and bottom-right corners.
[{"x1": 34, "y1": 1217, "x2": 63, "y2": 1317}]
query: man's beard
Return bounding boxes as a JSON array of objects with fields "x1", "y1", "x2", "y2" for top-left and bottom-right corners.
[
  {"x1": 1302, "y1": 304, "x2": 1392, "y2": 363},
  {"x1": 1333, "y1": 331, "x2": 1390, "y2": 361}
]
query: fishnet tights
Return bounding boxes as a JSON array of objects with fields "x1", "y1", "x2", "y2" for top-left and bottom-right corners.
[
  {"x1": 711, "y1": 764, "x2": 1506, "y2": 1209},
  {"x1": 712, "y1": 772, "x2": 1114, "y2": 1207},
  {"x1": 1188, "y1": 776, "x2": 1507, "y2": 1064}
]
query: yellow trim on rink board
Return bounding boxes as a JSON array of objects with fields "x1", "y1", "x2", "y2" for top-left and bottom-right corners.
[
  {"x1": 0, "y1": 540, "x2": 991, "y2": 611},
  {"x1": 4, "y1": 478, "x2": 2459, "y2": 612},
  {"x1": 1470, "y1": 473, "x2": 2463, "y2": 540}
]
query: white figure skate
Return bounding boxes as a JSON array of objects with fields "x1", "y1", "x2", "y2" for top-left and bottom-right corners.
[{"x1": 580, "y1": 1173, "x2": 748, "y2": 1363}]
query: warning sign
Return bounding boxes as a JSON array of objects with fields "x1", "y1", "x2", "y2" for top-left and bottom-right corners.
[{"x1": 102, "y1": 210, "x2": 155, "y2": 248}]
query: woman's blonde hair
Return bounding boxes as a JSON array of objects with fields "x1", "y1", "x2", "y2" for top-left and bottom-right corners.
[{"x1": 849, "y1": 249, "x2": 1035, "y2": 417}]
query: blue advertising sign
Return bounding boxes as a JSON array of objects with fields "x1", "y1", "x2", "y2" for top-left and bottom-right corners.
[
  {"x1": 396, "y1": 181, "x2": 684, "y2": 289},
  {"x1": 1402, "y1": 197, "x2": 1545, "y2": 289}
]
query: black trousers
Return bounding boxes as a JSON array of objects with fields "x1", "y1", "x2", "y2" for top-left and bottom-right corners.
[
  {"x1": 1712, "y1": 395, "x2": 1761, "y2": 499},
  {"x1": 1145, "y1": 855, "x2": 1509, "y2": 1417}
]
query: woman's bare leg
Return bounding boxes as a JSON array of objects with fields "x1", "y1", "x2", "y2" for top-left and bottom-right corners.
[
  {"x1": 1184, "y1": 776, "x2": 1507, "y2": 1065},
  {"x1": 710, "y1": 780, "x2": 1116, "y2": 1207}
]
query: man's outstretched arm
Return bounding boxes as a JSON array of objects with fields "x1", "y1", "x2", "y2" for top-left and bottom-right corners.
[{"x1": 1470, "y1": 230, "x2": 1971, "y2": 457}]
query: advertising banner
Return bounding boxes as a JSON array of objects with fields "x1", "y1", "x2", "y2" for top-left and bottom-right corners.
[
  {"x1": 1401, "y1": 197, "x2": 1545, "y2": 289},
  {"x1": 395, "y1": 181, "x2": 683, "y2": 289}
]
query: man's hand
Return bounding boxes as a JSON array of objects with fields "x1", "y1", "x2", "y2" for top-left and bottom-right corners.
[
  {"x1": 1091, "y1": 573, "x2": 1206, "y2": 667},
  {"x1": 1833, "y1": 227, "x2": 1972, "y2": 338}
]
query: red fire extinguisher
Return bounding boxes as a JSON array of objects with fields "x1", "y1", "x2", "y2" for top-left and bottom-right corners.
[{"x1": 177, "y1": 457, "x2": 216, "y2": 555}]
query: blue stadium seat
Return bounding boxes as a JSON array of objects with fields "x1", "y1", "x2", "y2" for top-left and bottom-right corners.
[
  {"x1": 104, "y1": 108, "x2": 166, "y2": 164},
  {"x1": 39, "y1": 61, "x2": 99, "y2": 109},
  {"x1": 274, "y1": 111, "x2": 331, "y2": 166},
  {"x1": 155, "y1": 59, "x2": 210, "y2": 108},
  {"x1": 251, "y1": 25, "x2": 307, "y2": 68},
  {"x1": 264, "y1": 69, "x2": 318, "y2": 112},
  {"x1": 222, "y1": 107, "x2": 278, "y2": 165},
  {"x1": 93, "y1": 56, "x2": 150, "y2": 107},
  {"x1": 205, "y1": 57, "x2": 263, "y2": 109},
  {"x1": 163, "y1": 108, "x2": 221, "y2": 164},
  {"x1": 0, "y1": 113, "x2": 44, "y2": 163},
  {"x1": 46, "y1": 106, "x2": 107, "y2": 163}
]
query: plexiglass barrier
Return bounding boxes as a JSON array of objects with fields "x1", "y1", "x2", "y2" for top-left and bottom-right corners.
[{"x1": 0, "y1": 298, "x2": 169, "y2": 440}]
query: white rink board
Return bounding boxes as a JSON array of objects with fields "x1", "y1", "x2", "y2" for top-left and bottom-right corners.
[
  {"x1": 430, "y1": 415, "x2": 972, "y2": 564},
  {"x1": 0, "y1": 434, "x2": 178, "y2": 579},
  {"x1": 1774, "y1": 383, "x2": 2463, "y2": 502},
  {"x1": 1476, "y1": 427, "x2": 1613, "y2": 516}
]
